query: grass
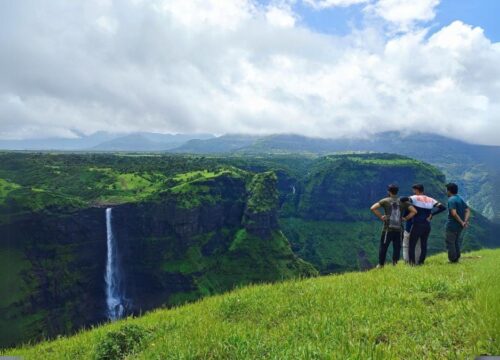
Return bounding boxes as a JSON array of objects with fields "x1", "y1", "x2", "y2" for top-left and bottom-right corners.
[
  {"x1": 4, "y1": 249, "x2": 499, "y2": 359},
  {"x1": 172, "y1": 170, "x2": 220, "y2": 182},
  {"x1": 90, "y1": 168, "x2": 167, "y2": 205},
  {"x1": 245, "y1": 172, "x2": 278, "y2": 214},
  {"x1": 0, "y1": 153, "x2": 225, "y2": 213},
  {"x1": 0, "y1": 178, "x2": 21, "y2": 201},
  {"x1": 168, "y1": 168, "x2": 244, "y2": 209}
]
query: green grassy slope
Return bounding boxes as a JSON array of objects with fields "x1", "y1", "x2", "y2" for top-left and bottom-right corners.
[
  {"x1": 5, "y1": 249, "x2": 499, "y2": 359},
  {"x1": 0, "y1": 153, "x2": 252, "y2": 226}
]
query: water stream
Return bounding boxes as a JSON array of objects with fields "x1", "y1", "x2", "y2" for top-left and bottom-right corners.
[{"x1": 105, "y1": 207, "x2": 124, "y2": 321}]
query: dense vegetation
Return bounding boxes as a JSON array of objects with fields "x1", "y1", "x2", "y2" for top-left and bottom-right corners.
[
  {"x1": 3, "y1": 131, "x2": 500, "y2": 222},
  {"x1": 0, "y1": 153, "x2": 228, "y2": 221},
  {"x1": 174, "y1": 132, "x2": 500, "y2": 223},
  {"x1": 4, "y1": 249, "x2": 499, "y2": 359},
  {"x1": 0, "y1": 153, "x2": 314, "y2": 347},
  {"x1": 1, "y1": 152, "x2": 498, "y2": 348}
]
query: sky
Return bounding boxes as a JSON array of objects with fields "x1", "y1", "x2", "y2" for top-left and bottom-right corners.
[{"x1": 1, "y1": 0, "x2": 500, "y2": 145}]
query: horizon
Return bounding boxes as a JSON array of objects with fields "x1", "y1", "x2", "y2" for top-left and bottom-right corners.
[{"x1": 1, "y1": 130, "x2": 497, "y2": 149}]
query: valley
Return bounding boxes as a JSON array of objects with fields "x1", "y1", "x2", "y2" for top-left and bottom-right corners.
[{"x1": 0, "y1": 152, "x2": 498, "y2": 348}]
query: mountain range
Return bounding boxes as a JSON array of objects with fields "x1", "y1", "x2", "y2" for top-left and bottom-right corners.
[{"x1": 0, "y1": 132, "x2": 214, "y2": 151}]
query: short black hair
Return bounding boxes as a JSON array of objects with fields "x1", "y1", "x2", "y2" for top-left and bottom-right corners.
[
  {"x1": 387, "y1": 184, "x2": 399, "y2": 195},
  {"x1": 412, "y1": 184, "x2": 424, "y2": 192},
  {"x1": 446, "y1": 183, "x2": 458, "y2": 195}
]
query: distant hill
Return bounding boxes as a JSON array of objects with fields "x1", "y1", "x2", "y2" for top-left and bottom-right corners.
[
  {"x1": 0, "y1": 132, "x2": 214, "y2": 151},
  {"x1": 169, "y1": 132, "x2": 496, "y2": 158},
  {"x1": 0, "y1": 131, "x2": 117, "y2": 150},
  {"x1": 1, "y1": 130, "x2": 499, "y2": 221},
  {"x1": 171, "y1": 134, "x2": 261, "y2": 153},
  {"x1": 5, "y1": 249, "x2": 499, "y2": 359},
  {"x1": 90, "y1": 133, "x2": 214, "y2": 151},
  {"x1": 169, "y1": 132, "x2": 500, "y2": 223}
]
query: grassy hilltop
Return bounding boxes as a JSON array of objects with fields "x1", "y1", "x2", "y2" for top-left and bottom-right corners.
[{"x1": 4, "y1": 249, "x2": 499, "y2": 359}]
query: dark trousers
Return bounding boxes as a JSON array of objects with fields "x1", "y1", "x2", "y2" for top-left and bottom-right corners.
[
  {"x1": 379, "y1": 231, "x2": 402, "y2": 266},
  {"x1": 445, "y1": 229, "x2": 462, "y2": 263},
  {"x1": 409, "y1": 223, "x2": 431, "y2": 265}
]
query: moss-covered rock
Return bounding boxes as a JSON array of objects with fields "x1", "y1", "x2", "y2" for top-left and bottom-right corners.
[{"x1": 243, "y1": 172, "x2": 280, "y2": 238}]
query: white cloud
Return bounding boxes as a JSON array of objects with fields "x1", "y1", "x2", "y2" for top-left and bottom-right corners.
[
  {"x1": 303, "y1": 0, "x2": 368, "y2": 9},
  {"x1": 428, "y1": 20, "x2": 490, "y2": 52},
  {"x1": 0, "y1": 0, "x2": 499, "y2": 145},
  {"x1": 266, "y1": 6, "x2": 297, "y2": 28},
  {"x1": 96, "y1": 16, "x2": 118, "y2": 35},
  {"x1": 367, "y1": 0, "x2": 440, "y2": 31},
  {"x1": 154, "y1": 0, "x2": 255, "y2": 31}
]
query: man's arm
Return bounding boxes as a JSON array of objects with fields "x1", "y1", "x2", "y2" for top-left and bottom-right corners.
[
  {"x1": 464, "y1": 208, "x2": 471, "y2": 228},
  {"x1": 404, "y1": 205, "x2": 417, "y2": 221},
  {"x1": 450, "y1": 209, "x2": 467, "y2": 228},
  {"x1": 428, "y1": 202, "x2": 446, "y2": 221},
  {"x1": 370, "y1": 202, "x2": 386, "y2": 222}
]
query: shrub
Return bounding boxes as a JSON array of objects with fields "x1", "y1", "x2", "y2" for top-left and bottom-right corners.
[{"x1": 94, "y1": 324, "x2": 150, "y2": 360}]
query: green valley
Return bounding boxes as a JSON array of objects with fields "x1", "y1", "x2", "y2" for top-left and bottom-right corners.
[{"x1": 0, "y1": 152, "x2": 498, "y2": 349}]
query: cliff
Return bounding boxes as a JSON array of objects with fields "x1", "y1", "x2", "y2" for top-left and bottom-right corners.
[{"x1": 0, "y1": 168, "x2": 314, "y2": 348}]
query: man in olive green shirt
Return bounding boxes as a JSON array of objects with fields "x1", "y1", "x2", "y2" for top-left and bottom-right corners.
[{"x1": 371, "y1": 184, "x2": 417, "y2": 267}]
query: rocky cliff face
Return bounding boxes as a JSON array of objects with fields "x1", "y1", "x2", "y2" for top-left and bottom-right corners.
[
  {"x1": 108, "y1": 172, "x2": 248, "y2": 312},
  {"x1": 0, "y1": 171, "x2": 315, "y2": 348},
  {"x1": 243, "y1": 172, "x2": 280, "y2": 238},
  {"x1": 0, "y1": 207, "x2": 107, "y2": 347}
]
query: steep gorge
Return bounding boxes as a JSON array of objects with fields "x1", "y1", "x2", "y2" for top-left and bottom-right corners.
[{"x1": 0, "y1": 170, "x2": 314, "y2": 348}]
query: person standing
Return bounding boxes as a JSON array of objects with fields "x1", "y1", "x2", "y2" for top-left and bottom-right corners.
[
  {"x1": 371, "y1": 184, "x2": 417, "y2": 267},
  {"x1": 403, "y1": 184, "x2": 446, "y2": 265},
  {"x1": 445, "y1": 183, "x2": 471, "y2": 263},
  {"x1": 401, "y1": 219, "x2": 418, "y2": 264}
]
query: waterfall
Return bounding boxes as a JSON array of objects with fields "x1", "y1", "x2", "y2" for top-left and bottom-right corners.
[{"x1": 105, "y1": 208, "x2": 124, "y2": 321}]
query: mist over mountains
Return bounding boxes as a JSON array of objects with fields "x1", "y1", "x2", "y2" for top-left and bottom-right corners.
[
  {"x1": 0, "y1": 131, "x2": 497, "y2": 155},
  {"x1": 0, "y1": 132, "x2": 214, "y2": 151}
]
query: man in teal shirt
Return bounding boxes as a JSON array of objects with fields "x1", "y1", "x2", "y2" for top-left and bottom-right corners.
[{"x1": 445, "y1": 183, "x2": 471, "y2": 263}]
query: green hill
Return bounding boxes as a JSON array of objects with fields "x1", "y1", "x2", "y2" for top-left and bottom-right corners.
[
  {"x1": 171, "y1": 132, "x2": 500, "y2": 223},
  {"x1": 4, "y1": 249, "x2": 499, "y2": 359}
]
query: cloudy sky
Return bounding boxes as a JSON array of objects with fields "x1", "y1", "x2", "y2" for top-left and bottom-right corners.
[{"x1": 1, "y1": 0, "x2": 500, "y2": 145}]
